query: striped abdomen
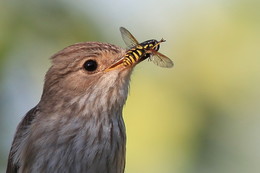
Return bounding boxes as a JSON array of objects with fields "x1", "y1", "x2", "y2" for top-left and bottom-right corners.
[
  {"x1": 123, "y1": 45, "x2": 146, "y2": 66},
  {"x1": 123, "y1": 39, "x2": 159, "y2": 66}
]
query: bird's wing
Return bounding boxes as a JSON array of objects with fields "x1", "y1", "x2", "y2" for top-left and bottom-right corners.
[{"x1": 6, "y1": 106, "x2": 39, "y2": 173}]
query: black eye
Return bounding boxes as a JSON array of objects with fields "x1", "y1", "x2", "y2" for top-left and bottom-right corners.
[{"x1": 83, "y1": 60, "x2": 98, "y2": 71}]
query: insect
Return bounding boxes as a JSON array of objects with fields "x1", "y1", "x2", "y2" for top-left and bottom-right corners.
[{"x1": 119, "y1": 27, "x2": 173, "y2": 68}]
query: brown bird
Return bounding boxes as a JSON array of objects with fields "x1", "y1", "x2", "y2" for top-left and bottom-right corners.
[{"x1": 7, "y1": 28, "x2": 172, "y2": 173}]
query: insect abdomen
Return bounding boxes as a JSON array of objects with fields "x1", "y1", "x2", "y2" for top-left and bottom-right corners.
[{"x1": 123, "y1": 47, "x2": 145, "y2": 66}]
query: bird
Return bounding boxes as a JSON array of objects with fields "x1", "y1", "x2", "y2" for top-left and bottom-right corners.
[
  {"x1": 6, "y1": 28, "x2": 172, "y2": 173},
  {"x1": 7, "y1": 42, "x2": 130, "y2": 173}
]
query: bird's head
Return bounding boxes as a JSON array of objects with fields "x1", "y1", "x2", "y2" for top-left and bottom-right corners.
[{"x1": 40, "y1": 42, "x2": 134, "y2": 115}]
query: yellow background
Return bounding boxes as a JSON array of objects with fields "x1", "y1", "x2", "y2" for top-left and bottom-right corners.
[{"x1": 0, "y1": 0, "x2": 259, "y2": 172}]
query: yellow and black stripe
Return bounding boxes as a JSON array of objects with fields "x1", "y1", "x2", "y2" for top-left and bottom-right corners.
[
  {"x1": 122, "y1": 41, "x2": 159, "y2": 66},
  {"x1": 123, "y1": 46, "x2": 146, "y2": 66}
]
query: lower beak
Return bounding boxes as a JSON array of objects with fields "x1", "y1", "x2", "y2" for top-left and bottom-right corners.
[
  {"x1": 106, "y1": 57, "x2": 125, "y2": 72},
  {"x1": 106, "y1": 53, "x2": 143, "y2": 72}
]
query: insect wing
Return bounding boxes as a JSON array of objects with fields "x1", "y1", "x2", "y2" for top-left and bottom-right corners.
[
  {"x1": 120, "y1": 27, "x2": 139, "y2": 48},
  {"x1": 150, "y1": 51, "x2": 174, "y2": 68}
]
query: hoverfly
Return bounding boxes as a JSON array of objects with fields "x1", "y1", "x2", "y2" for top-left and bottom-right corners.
[{"x1": 119, "y1": 27, "x2": 173, "y2": 68}]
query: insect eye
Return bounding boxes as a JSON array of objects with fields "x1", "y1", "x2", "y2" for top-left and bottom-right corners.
[{"x1": 83, "y1": 60, "x2": 98, "y2": 72}]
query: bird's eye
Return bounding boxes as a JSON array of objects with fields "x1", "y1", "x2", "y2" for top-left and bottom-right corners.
[{"x1": 83, "y1": 60, "x2": 98, "y2": 72}]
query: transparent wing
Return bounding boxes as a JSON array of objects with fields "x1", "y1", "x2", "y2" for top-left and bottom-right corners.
[
  {"x1": 150, "y1": 51, "x2": 174, "y2": 68},
  {"x1": 120, "y1": 27, "x2": 139, "y2": 48}
]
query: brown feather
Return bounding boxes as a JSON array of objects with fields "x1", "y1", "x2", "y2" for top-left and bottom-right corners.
[
  {"x1": 6, "y1": 42, "x2": 133, "y2": 173},
  {"x1": 7, "y1": 107, "x2": 38, "y2": 173}
]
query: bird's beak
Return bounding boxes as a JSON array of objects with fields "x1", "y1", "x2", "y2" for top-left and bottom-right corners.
[
  {"x1": 105, "y1": 55, "x2": 137, "y2": 72},
  {"x1": 105, "y1": 57, "x2": 125, "y2": 72}
]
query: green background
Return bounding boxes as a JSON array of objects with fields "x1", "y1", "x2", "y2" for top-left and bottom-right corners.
[{"x1": 0, "y1": 0, "x2": 260, "y2": 172}]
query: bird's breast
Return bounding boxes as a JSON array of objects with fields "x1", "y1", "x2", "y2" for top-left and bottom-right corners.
[{"x1": 19, "y1": 112, "x2": 126, "y2": 173}]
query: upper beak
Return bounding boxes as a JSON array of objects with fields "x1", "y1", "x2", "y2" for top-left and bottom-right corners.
[
  {"x1": 106, "y1": 56, "x2": 126, "y2": 72},
  {"x1": 105, "y1": 50, "x2": 142, "y2": 72},
  {"x1": 105, "y1": 53, "x2": 139, "y2": 72}
]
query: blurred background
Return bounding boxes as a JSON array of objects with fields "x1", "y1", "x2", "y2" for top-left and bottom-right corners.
[{"x1": 0, "y1": 0, "x2": 259, "y2": 172}]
